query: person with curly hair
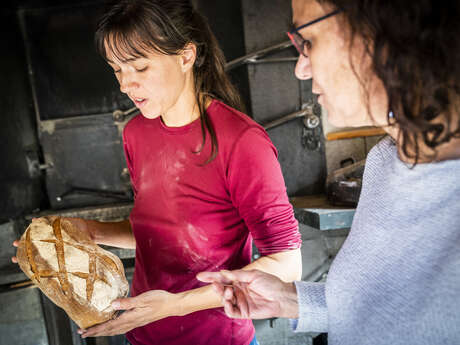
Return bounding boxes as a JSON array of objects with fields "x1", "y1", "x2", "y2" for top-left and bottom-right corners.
[{"x1": 199, "y1": 0, "x2": 460, "y2": 343}]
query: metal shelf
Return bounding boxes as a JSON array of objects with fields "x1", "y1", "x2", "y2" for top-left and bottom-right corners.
[{"x1": 291, "y1": 195, "x2": 356, "y2": 231}]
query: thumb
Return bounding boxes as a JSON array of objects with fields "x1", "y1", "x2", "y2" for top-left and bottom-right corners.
[
  {"x1": 197, "y1": 271, "x2": 232, "y2": 284},
  {"x1": 221, "y1": 269, "x2": 259, "y2": 284}
]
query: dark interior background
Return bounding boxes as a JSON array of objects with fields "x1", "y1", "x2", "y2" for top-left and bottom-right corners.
[{"x1": 0, "y1": 0, "x2": 326, "y2": 224}]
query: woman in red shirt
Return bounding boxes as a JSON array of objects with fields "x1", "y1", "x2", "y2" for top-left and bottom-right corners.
[{"x1": 57, "y1": 0, "x2": 301, "y2": 344}]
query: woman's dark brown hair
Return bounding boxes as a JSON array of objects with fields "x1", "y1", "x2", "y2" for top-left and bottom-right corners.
[
  {"x1": 320, "y1": 0, "x2": 460, "y2": 163},
  {"x1": 95, "y1": 0, "x2": 245, "y2": 163}
]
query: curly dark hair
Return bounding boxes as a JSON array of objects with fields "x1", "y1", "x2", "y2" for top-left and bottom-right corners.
[{"x1": 319, "y1": 0, "x2": 460, "y2": 163}]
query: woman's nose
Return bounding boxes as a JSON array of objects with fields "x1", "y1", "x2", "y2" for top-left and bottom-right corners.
[
  {"x1": 119, "y1": 74, "x2": 139, "y2": 94},
  {"x1": 295, "y1": 54, "x2": 312, "y2": 80}
]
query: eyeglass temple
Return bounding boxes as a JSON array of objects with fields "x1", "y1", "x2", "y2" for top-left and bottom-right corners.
[{"x1": 290, "y1": 9, "x2": 342, "y2": 34}]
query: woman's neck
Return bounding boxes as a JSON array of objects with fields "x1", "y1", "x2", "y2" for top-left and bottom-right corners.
[{"x1": 161, "y1": 89, "x2": 200, "y2": 128}]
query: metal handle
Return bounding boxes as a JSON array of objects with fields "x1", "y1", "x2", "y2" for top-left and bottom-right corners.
[
  {"x1": 113, "y1": 107, "x2": 138, "y2": 122},
  {"x1": 263, "y1": 102, "x2": 316, "y2": 130},
  {"x1": 225, "y1": 41, "x2": 294, "y2": 71}
]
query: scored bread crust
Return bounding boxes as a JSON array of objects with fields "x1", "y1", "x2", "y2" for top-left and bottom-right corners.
[{"x1": 16, "y1": 216, "x2": 129, "y2": 329}]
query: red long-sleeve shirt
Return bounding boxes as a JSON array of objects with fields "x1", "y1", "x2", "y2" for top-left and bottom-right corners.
[{"x1": 124, "y1": 100, "x2": 301, "y2": 345}]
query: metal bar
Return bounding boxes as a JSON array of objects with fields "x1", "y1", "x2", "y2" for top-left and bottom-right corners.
[
  {"x1": 56, "y1": 187, "x2": 131, "y2": 202},
  {"x1": 38, "y1": 106, "x2": 139, "y2": 128},
  {"x1": 263, "y1": 106, "x2": 313, "y2": 131},
  {"x1": 225, "y1": 40, "x2": 293, "y2": 71},
  {"x1": 112, "y1": 106, "x2": 138, "y2": 121},
  {"x1": 246, "y1": 57, "x2": 298, "y2": 65},
  {"x1": 18, "y1": 9, "x2": 42, "y2": 139}
]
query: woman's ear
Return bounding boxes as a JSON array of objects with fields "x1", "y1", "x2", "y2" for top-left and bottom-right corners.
[{"x1": 180, "y1": 43, "x2": 197, "y2": 72}]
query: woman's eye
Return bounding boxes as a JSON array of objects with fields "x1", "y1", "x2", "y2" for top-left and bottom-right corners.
[
  {"x1": 136, "y1": 67, "x2": 148, "y2": 72},
  {"x1": 114, "y1": 70, "x2": 121, "y2": 74},
  {"x1": 305, "y1": 40, "x2": 312, "y2": 50}
]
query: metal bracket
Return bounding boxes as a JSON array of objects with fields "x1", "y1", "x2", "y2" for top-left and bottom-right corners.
[
  {"x1": 25, "y1": 150, "x2": 54, "y2": 178},
  {"x1": 263, "y1": 102, "x2": 315, "y2": 131},
  {"x1": 302, "y1": 126, "x2": 322, "y2": 151},
  {"x1": 301, "y1": 103, "x2": 322, "y2": 151},
  {"x1": 225, "y1": 41, "x2": 295, "y2": 71},
  {"x1": 113, "y1": 106, "x2": 138, "y2": 122}
]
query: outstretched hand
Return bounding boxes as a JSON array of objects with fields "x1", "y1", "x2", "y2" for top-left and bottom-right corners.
[
  {"x1": 197, "y1": 269, "x2": 298, "y2": 320},
  {"x1": 78, "y1": 290, "x2": 177, "y2": 338}
]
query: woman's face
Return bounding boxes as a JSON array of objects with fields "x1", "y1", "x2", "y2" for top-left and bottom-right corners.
[
  {"x1": 292, "y1": 0, "x2": 388, "y2": 128},
  {"x1": 105, "y1": 47, "x2": 188, "y2": 120}
]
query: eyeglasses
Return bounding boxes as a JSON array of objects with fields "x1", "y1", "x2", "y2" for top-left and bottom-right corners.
[{"x1": 287, "y1": 9, "x2": 341, "y2": 57}]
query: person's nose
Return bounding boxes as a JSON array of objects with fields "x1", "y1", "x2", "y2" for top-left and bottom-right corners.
[
  {"x1": 295, "y1": 54, "x2": 312, "y2": 80},
  {"x1": 119, "y1": 72, "x2": 139, "y2": 94}
]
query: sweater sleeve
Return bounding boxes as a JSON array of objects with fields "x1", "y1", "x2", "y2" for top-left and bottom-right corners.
[
  {"x1": 291, "y1": 281, "x2": 328, "y2": 333},
  {"x1": 226, "y1": 127, "x2": 301, "y2": 255}
]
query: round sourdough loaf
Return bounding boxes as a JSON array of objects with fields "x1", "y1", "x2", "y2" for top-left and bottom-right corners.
[{"x1": 16, "y1": 216, "x2": 129, "y2": 329}]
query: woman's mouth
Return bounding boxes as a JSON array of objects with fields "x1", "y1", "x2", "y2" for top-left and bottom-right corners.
[{"x1": 133, "y1": 97, "x2": 148, "y2": 108}]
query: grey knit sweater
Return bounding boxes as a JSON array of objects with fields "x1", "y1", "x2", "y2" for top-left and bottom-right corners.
[{"x1": 293, "y1": 137, "x2": 460, "y2": 344}]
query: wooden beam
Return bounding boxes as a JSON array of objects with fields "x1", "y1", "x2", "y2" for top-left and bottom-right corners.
[{"x1": 326, "y1": 127, "x2": 386, "y2": 141}]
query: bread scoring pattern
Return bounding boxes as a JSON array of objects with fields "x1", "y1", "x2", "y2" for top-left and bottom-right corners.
[
  {"x1": 17, "y1": 217, "x2": 129, "y2": 328},
  {"x1": 25, "y1": 217, "x2": 115, "y2": 303}
]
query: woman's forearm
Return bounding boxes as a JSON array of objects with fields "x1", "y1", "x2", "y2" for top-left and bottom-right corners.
[
  {"x1": 175, "y1": 284, "x2": 222, "y2": 316},
  {"x1": 243, "y1": 248, "x2": 302, "y2": 282},
  {"x1": 174, "y1": 248, "x2": 302, "y2": 316},
  {"x1": 88, "y1": 219, "x2": 136, "y2": 249}
]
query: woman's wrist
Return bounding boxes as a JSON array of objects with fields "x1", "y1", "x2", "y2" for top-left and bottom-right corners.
[{"x1": 175, "y1": 285, "x2": 222, "y2": 317}]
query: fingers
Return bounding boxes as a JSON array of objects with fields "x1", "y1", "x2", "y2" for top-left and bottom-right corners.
[
  {"x1": 223, "y1": 297, "x2": 243, "y2": 319},
  {"x1": 198, "y1": 269, "x2": 262, "y2": 285},
  {"x1": 196, "y1": 271, "x2": 232, "y2": 285},
  {"x1": 12, "y1": 240, "x2": 19, "y2": 264},
  {"x1": 197, "y1": 271, "x2": 236, "y2": 299},
  {"x1": 233, "y1": 285, "x2": 250, "y2": 318},
  {"x1": 220, "y1": 284, "x2": 252, "y2": 319},
  {"x1": 196, "y1": 271, "x2": 217, "y2": 283},
  {"x1": 197, "y1": 269, "x2": 259, "y2": 285},
  {"x1": 220, "y1": 269, "x2": 259, "y2": 284},
  {"x1": 79, "y1": 319, "x2": 117, "y2": 338},
  {"x1": 223, "y1": 286, "x2": 234, "y2": 301},
  {"x1": 211, "y1": 282, "x2": 225, "y2": 297},
  {"x1": 79, "y1": 310, "x2": 132, "y2": 338}
]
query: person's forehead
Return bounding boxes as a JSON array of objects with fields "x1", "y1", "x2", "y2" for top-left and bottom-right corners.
[
  {"x1": 292, "y1": 0, "x2": 328, "y2": 28},
  {"x1": 103, "y1": 38, "x2": 150, "y2": 65}
]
